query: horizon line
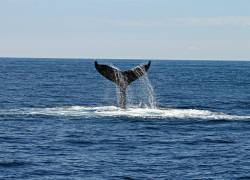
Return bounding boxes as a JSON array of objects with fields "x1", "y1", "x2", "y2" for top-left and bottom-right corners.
[{"x1": 0, "y1": 56, "x2": 249, "y2": 62}]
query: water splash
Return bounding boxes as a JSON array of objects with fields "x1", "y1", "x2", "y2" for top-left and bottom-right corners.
[
  {"x1": 127, "y1": 65, "x2": 157, "y2": 109},
  {"x1": 110, "y1": 63, "x2": 157, "y2": 109},
  {"x1": 138, "y1": 73, "x2": 157, "y2": 109},
  {"x1": 1, "y1": 106, "x2": 250, "y2": 120}
]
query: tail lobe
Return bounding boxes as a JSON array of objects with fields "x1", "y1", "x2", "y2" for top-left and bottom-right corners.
[{"x1": 95, "y1": 61, "x2": 151, "y2": 86}]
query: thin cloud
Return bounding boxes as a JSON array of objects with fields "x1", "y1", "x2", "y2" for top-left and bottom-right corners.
[
  {"x1": 187, "y1": 45, "x2": 201, "y2": 51},
  {"x1": 173, "y1": 16, "x2": 250, "y2": 27},
  {"x1": 103, "y1": 16, "x2": 250, "y2": 28}
]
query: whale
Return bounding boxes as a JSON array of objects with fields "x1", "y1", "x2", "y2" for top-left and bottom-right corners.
[{"x1": 95, "y1": 61, "x2": 151, "y2": 109}]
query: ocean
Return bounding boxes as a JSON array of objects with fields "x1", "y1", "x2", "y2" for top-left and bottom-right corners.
[{"x1": 0, "y1": 58, "x2": 250, "y2": 179}]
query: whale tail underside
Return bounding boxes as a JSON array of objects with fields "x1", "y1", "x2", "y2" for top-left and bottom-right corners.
[{"x1": 94, "y1": 61, "x2": 151, "y2": 108}]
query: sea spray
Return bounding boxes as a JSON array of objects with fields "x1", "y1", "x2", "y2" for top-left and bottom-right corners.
[
  {"x1": 138, "y1": 73, "x2": 157, "y2": 108},
  {"x1": 2, "y1": 106, "x2": 250, "y2": 120},
  {"x1": 127, "y1": 65, "x2": 157, "y2": 109},
  {"x1": 99, "y1": 62, "x2": 156, "y2": 109}
]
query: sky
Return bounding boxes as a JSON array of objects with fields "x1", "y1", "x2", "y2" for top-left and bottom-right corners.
[{"x1": 0, "y1": 0, "x2": 250, "y2": 60}]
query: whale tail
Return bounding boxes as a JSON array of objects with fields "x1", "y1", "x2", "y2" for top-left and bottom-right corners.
[{"x1": 95, "y1": 61, "x2": 151, "y2": 109}]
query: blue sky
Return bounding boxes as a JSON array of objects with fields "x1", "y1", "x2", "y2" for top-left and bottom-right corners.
[{"x1": 0, "y1": 0, "x2": 250, "y2": 60}]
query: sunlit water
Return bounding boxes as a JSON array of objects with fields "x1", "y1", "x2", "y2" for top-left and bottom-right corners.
[{"x1": 1, "y1": 58, "x2": 250, "y2": 179}]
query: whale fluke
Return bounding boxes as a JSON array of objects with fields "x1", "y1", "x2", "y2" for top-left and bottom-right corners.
[{"x1": 95, "y1": 61, "x2": 151, "y2": 109}]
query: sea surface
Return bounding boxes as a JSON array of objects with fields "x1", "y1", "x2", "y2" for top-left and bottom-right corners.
[{"x1": 0, "y1": 58, "x2": 250, "y2": 179}]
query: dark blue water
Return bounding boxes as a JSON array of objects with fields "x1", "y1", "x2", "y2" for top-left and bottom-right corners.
[{"x1": 1, "y1": 58, "x2": 250, "y2": 179}]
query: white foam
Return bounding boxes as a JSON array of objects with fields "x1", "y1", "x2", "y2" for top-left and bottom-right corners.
[{"x1": 1, "y1": 106, "x2": 250, "y2": 120}]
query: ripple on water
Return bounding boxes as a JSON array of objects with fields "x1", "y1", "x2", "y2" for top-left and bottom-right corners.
[{"x1": 0, "y1": 160, "x2": 29, "y2": 168}]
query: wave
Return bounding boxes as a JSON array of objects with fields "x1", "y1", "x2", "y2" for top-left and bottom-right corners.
[
  {"x1": 0, "y1": 160, "x2": 29, "y2": 167},
  {"x1": 0, "y1": 106, "x2": 250, "y2": 120}
]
